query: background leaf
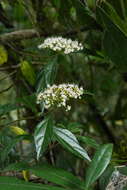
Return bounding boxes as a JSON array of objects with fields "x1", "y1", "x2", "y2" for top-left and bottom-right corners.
[
  {"x1": 36, "y1": 57, "x2": 58, "y2": 93},
  {"x1": 77, "y1": 135, "x2": 100, "y2": 149},
  {"x1": 0, "y1": 45, "x2": 8, "y2": 65},
  {"x1": 97, "y1": 5, "x2": 127, "y2": 72},
  {"x1": 20, "y1": 60, "x2": 36, "y2": 86},
  {"x1": 0, "y1": 104, "x2": 18, "y2": 116},
  {"x1": 0, "y1": 135, "x2": 28, "y2": 162}
]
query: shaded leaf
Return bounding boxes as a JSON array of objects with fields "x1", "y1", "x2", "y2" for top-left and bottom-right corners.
[
  {"x1": 97, "y1": 5, "x2": 127, "y2": 72},
  {"x1": 3, "y1": 162, "x2": 84, "y2": 190},
  {"x1": 0, "y1": 104, "x2": 18, "y2": 116},
  {"x1": 30, "y1": 164, "x2": 84, "y2": 190},
  {"x1": 4, "y1": 162, "x2": 29, "y2": 171},
  {"x1": 0, "y1": 177, "x2": 67, "y2": 190},
  {"x1": 101, "y1": 2, "x2": 127, "y2": 35},
  {"x1": 0, "y1": 135, "x2": 27, "y2": 162},
  {"x1": 77, "y1": 135, "x2": 100, "y2": 149},
  {"x1": 17, "y1": 94, "x2": 37, "y2": 113},
  {"x1": 36, "y1": 57, "x2": 58, "y2": 93},
  {"x1": 118, "y1": 166, "x2": 127, "y2": 176},
  {"x1": 99, "y1": 166, "x2": 115, "y2": 190}
]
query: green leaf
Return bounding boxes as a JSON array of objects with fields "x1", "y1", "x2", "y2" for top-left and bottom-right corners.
[
  {"x1": 54, "y1": 127, "x2": 91, "y2": 162},
  {"x1": 4, "y1": 162, "x2": 29, "y2": 172},
  {"x1": 36, "y1": 57, "x2": 58, "y2": 93},
  {"x1": 30, "y1": 164, "x2": 85, "y2": 190},
  {"x1": 100, "y1": 2, "x2": 127, "y2": 35},
  {"x1": 84, "y1": 144, "x2": 113, "y2": 189},
  {"x1": 3, "y1": 162, "x2": 84, "y2": 190},
  {"x1": 117, "y1": 166, "x2": 127, "y2": 176},
  {"x1": 0, "y1": 135, "x2": 27, "y2": 162},
  {"x1": 77, "y1": 136, "x2": 100, "y2": 149},
  {"x1": 0, "y1": 45, "x2": 8, "y2": 65},
  {"x1": 97, "y1": 5, "x2": 127, "y2": 72},
  {"x1": 0, "y1": 176, "x2": 67, "y2": 190},
  {"x1": 58, "y1": 0, "x2": 72, "y2": 26},
  {"x1": 34, "y1": 117, "x2": 53, "y2": 160},
  {"x1": 0, "y1": 104, "x2": 18, "y2": 116},
  {"x1": 123, "y1": 187, "x2": 127, "y2": 190},
  {"x1": 17, "y1": 94, "x2": 37, "y2": 113},
  {"x1": 99, "y1": 166, "x2": 115, "y2": 190},
  {"x1": 71, "y1": 0, "x2": 96, "y2": 26},
  {"x1": 20, "y1": 60, "x2": 36, "y2": 86}
]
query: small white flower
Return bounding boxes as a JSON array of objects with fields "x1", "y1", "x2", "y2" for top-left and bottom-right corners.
[
  {"x1": 38, "y1": 37, "x2": 83, "y2": 54},
  {"x1": 66, "y1": 105, "x2": 71, "y2": 111},
  {"x1": 37, "y1": 84, "x2": 84, "y2": 111}
]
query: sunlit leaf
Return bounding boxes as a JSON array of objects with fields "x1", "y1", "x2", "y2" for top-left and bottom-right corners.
[
  {"x1": 34, "y1": 117, "x2": 53, "y2": 160},
  {"x1": 54, "y1": 127, "x2": 91, "y2": 161}
]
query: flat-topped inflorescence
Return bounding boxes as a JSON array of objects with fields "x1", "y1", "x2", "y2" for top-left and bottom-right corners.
[
  {"x1": 37, "y1": 84, "x2": 84, "y2": 111},
  {"x1": 38, "y1": 37, "x2": 83, "y2": 54}
]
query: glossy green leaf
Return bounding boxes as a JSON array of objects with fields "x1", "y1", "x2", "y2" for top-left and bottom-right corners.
[
  {"x1": 0, "y1": 177, "x2": 67, "y2": 190},
  {"x1": 84, "y1": 144, "x2": 113, "y2": 189},
  {"x1": 77, "y1": 135, "x2": 100, "y2": 149},
  {"x1": 34, "y1": 117, "x2": 53, "y2": 160},
  {"x1": 36, "y1": 57, "x2": 58, "y2": 93},
  {"x1": 54, "y1": 127, "x2": 91, "y2": 162}
]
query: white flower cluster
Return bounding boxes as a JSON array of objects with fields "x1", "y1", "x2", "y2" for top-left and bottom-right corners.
[
  {"x1": 38, "y1": 37, "x2": 83, "y2": 54},
  {"x1": 37, "y1": 84, "x2": 84, "y2": 111}
]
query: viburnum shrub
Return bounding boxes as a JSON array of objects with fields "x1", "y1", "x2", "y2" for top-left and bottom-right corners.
[{"x1": 1, "y1": 0, "x2": 127, "y2": 190}]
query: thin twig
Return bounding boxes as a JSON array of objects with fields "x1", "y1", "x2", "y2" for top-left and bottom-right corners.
[
  {"x1": 0, "y1": 26, "x2": 102, "y2": 43},
  {"x1": 0, "y1": 70, "x2": 16, "y2": 82},
  {"x1": 1, "y1": 116, "x2": 38, "y2": 127},
  {"x1": 0, "y1": 84, "x2": 13, "y2": 94}
]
